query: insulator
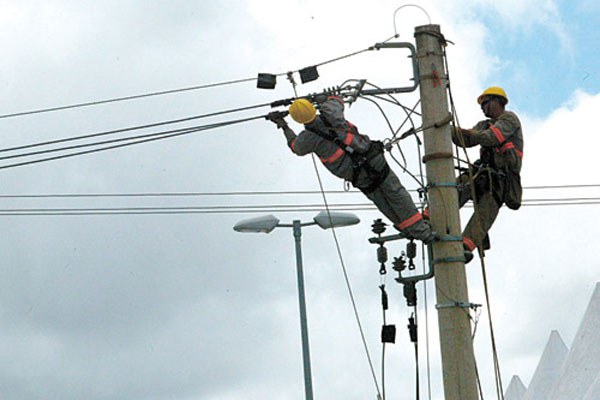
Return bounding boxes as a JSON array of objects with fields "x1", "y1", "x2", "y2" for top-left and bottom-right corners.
[
  {"x1": 371, "y1": 218, "x2": 387, "y2": 235},
  {"x1": 392, "y1": 256, "x2": 407, "y2": 272},
  {"x1": 407, "y1": 316, "x2": 418, "y2": 343},
  {"x1": 377, "y1": 245, "x2": 388, "y2": 263},
  {"x1": 403, "y1": 282, "x2": 417, "y2": 307},
  {"x1": 406, "y1": 241, "x2": 417, "y2": 259}
]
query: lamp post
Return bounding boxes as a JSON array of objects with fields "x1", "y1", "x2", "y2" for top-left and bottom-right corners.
[{"x1": 233, "y1": 211, "x2": 360, "y2": 400}]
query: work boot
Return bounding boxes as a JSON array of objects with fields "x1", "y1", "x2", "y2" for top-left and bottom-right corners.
[
  {"x1": 482, "y1": 234, "x2": 491, "y2": 250},
  {"x1": 464, "y1": 249, "x2": 474, "y2": 264}
]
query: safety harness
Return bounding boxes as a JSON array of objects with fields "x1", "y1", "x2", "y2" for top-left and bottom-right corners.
[{"x1": 307, "y1": 120, "x2": 389, "y2": 194}]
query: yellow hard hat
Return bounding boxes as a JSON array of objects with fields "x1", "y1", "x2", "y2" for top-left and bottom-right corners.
[
  {"x1": 289, "y1": 98, "x2": 317, "y2": 124},
  {"x1": 477, "y1": 86, "x2": 508, "y2": 105}
]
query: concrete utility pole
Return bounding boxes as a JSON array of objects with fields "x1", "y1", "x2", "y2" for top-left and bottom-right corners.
[{"x1": 415, "y1": 24, "x2": 479, "y2": 400}]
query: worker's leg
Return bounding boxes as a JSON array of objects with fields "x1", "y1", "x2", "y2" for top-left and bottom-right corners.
[
  {"x1": 365, "y1": 171, "x2": 434, "y2": 242},
  {"x1": 462, "y1": 191, "x2": 501, "y2": 251}
]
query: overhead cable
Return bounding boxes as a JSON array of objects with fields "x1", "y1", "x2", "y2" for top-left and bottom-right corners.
[
  {"x1": 0, "y1": 77, "x2": 258, "y2": 120},
  {"x1": 2, "y1": 36, "x2": 396, "y2": 121},
  {"x1": 0, "y1": 115, "x2": 262, "y2": 170},
  {"x1": 0, "y1": 102, "x2": 271, "y2": 154}
]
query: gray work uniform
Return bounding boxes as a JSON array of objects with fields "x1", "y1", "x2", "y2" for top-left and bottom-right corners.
[
  {"x1": 452, "y1": 111, "x2": 524, "y2": 251},
  {"x1": 287, "y1": 97, "x2": 433, "y2": 241}
]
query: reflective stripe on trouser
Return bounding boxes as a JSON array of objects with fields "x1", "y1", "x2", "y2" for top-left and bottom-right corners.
[
  {"x1": 364, "y1": 170, "x2": 432, "y2": 241},
  {"x1": 462, "y1": 192, "x2": 501, "y2": 250},
  {"x1": 463, "y1": 236, "x2": 477, "y2": 251}
]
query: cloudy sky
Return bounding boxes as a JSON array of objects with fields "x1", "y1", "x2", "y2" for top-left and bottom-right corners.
[{"x1": 1, "y1": 1, "x2": 599, "y2": 399}]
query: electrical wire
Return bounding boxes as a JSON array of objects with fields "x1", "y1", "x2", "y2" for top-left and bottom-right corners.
[
  {"x1": 2, "y1": 35, "x2": 397, "y2": 122},
  {"x1": 309, "y1": 154, "x2": 382, "y2": 399},
  {"x1": 0, "y1": 77, "x2": 258, "y2": 120},
  {"x1": 0, "y1": 197, "x2": 598, "y2": 217},
  {"x1": 0, "y1": 101, "x2": 272, "y2": 154},
  {"x1": 0, "y1": 115, "x2": 263, "y2": 170},
  {"x1": 0, "y1": 184, "x2": 597, "y2": 199}
]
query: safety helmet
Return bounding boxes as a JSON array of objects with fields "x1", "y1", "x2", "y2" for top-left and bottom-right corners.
[
  {"x1": 477, "y1": 86, "x2": 508, "y2": 105},
  {"x1": 289, "y1": 98, "x2": 317, "y2": 124}
]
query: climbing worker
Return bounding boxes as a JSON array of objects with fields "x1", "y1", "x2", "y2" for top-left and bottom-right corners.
[
  {"x1": 267, "y1": 96, "x2": 438, "y2": 244},
  {"x1": 452, "y1": 86, "x2": 523, "y2": 263}
]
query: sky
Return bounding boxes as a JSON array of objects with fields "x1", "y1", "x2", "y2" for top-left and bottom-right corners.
[{"x1": 0, "y1": 1, "x2": 599, "y2": 399}]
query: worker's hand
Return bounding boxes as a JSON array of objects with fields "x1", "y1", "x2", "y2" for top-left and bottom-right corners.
[{"x1": 266, "y1": 111, "x2": 289, "y2": 129}]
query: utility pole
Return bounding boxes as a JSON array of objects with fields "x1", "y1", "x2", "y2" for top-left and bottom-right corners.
[{"x1": 415, "y1": 24, "x2": 479, "y2": 400}]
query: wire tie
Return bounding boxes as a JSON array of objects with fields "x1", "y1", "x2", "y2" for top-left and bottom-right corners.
[
  {"x1": 422, "y1": 152, "x2": 453, "y2": 163},
  {"x1": 427, "y1": 181, "x2": 457, "y2": 188},
  {"x1": 439, "y1": 235, "x2": 463, "y2": 243},
  {"x1": 432, "y1": 256, "x2": 465, "y2": 265},
  {"x1": 436, "y1": 301, "x2": 481, "y2": 310}
]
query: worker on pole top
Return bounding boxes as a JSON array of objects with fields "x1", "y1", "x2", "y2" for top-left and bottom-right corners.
[
  {"x1": 452, "y1": 86, "x2": 524, "y2": 263},
  {"x1": 267, "y1": 96, "x2": 438, "y2": 244}
]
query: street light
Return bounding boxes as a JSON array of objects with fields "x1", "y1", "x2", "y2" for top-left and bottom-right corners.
[{"x1": 233, "y1": 211, "x2": 361, "y2": 400}]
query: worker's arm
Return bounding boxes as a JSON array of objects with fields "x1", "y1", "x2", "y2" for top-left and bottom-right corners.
[
  {"x1": 266, "y1": 112, "x2": 314, "y2": 155},
  {"x1": 318, "y1": 96, "x2": 346, "y2": 128},
  {"x1": 468, "y1": 113, "x2": 520, "y2": 147}
]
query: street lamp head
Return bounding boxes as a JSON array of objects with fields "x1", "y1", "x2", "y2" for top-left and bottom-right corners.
[
  {"x1": 233, "y1": 214, "x2": 280, "y2": 233},
  {"x1": 313, "y1": 211, "x2": 360, "y2": 230}
]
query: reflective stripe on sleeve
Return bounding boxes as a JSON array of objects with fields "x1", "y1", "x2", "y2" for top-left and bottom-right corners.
[
  {"x1": 396, "y1": 212, "x2": 423, "y2": 230},
  {"x1": 498, "y1": 141, "x2": 524, "y2": 159},
  {"x1": 490, "y1": 125, "x2": 506, "y2": 144}
]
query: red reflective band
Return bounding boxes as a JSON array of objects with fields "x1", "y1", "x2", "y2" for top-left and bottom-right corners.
[
  {"x1": 422, "y1": 208, "x2": 430, "y2": 220},
  {"x1": 344, "y1": 132, "x2": 354, "y2": 145},
  {"x1": 498, "y1": 142, "x2": 524, "y2": 159},
  {"x1": 320, "y1": 148, "x2": 345, "y2": 164},
  {"x1": 328, "y1": 95, "x2": 344, "y2": 105},
  {"x1": 515, "y1": 149, "x2": 524, "y2": 158},
  {"x1": 396, "y1": 212, "x2": 423, "y2": 230},
  {"x1": 291, "y1": 139, "x2": 297, "y2": 153},
  {"x1": 319, "y1": 131, "x2": 354, "y2": 164},
  {"x1": 490, "y1": 125, "x2": 506, "y2": 144},
  {"x1": 463, "y1": 236, "x2": 476, "y2": 251}
]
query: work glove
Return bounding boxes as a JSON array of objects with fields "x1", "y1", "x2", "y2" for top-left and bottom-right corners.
[{"x1": 266, "y1": 111, "x2": 289, "y2": 129}]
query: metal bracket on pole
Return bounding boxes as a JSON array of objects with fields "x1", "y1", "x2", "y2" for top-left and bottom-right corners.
[{"x1": 360, "y1": 42, "x2": 420, "y2": 95}]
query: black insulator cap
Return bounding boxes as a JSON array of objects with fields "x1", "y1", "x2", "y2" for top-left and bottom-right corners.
[
  {"x1": 299, "y1": 66, "x2": 319, "y2": 83},
  {"x1": 403, "y1": 282, "x2": 417, "y2": 307},
  {"x1": 257, "y1": 73, "x2": 277, "y2": 89},
  {"x1": 381, "y1": 324, "x2": 396, "y2": 343},
  {"x1": 371, "y1": 218, "x2": 387, "y2": 235},
  {"x1": 408, "y1": 316, "x2": 418, "y2": 343}
]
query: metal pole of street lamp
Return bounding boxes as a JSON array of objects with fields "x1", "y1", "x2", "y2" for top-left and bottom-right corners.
[{"x1": 233, "y1": 211, "x2": 360, "y2": 400}]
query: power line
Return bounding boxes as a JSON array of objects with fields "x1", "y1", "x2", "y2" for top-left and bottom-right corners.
[
  {"x1": 0, "y1": 77, "x2": 258, "y2": 120},
  {"x1": 0, "y1": 115, "x2": 262, "y2": 170},
  {"x1": 0, "y1": 184, "x2": 598, "y2": 199},
  {"x1": 0, "y1": 102, "x2": 271, "y2": 154},
  {"x1": 0, "y1": 198, "x2": 598, "y2": 217},
  {"x1": 1, "y1": 37, "x2": 389, "y2": 121}
]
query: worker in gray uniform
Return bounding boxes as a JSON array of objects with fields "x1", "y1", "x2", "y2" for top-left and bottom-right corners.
[
  {"x1": 267, "y1": 96, "x2": 437, "y2": 244},
  {"x1": 452, "y1": 86, "x2": 524, "y2": 262}
]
